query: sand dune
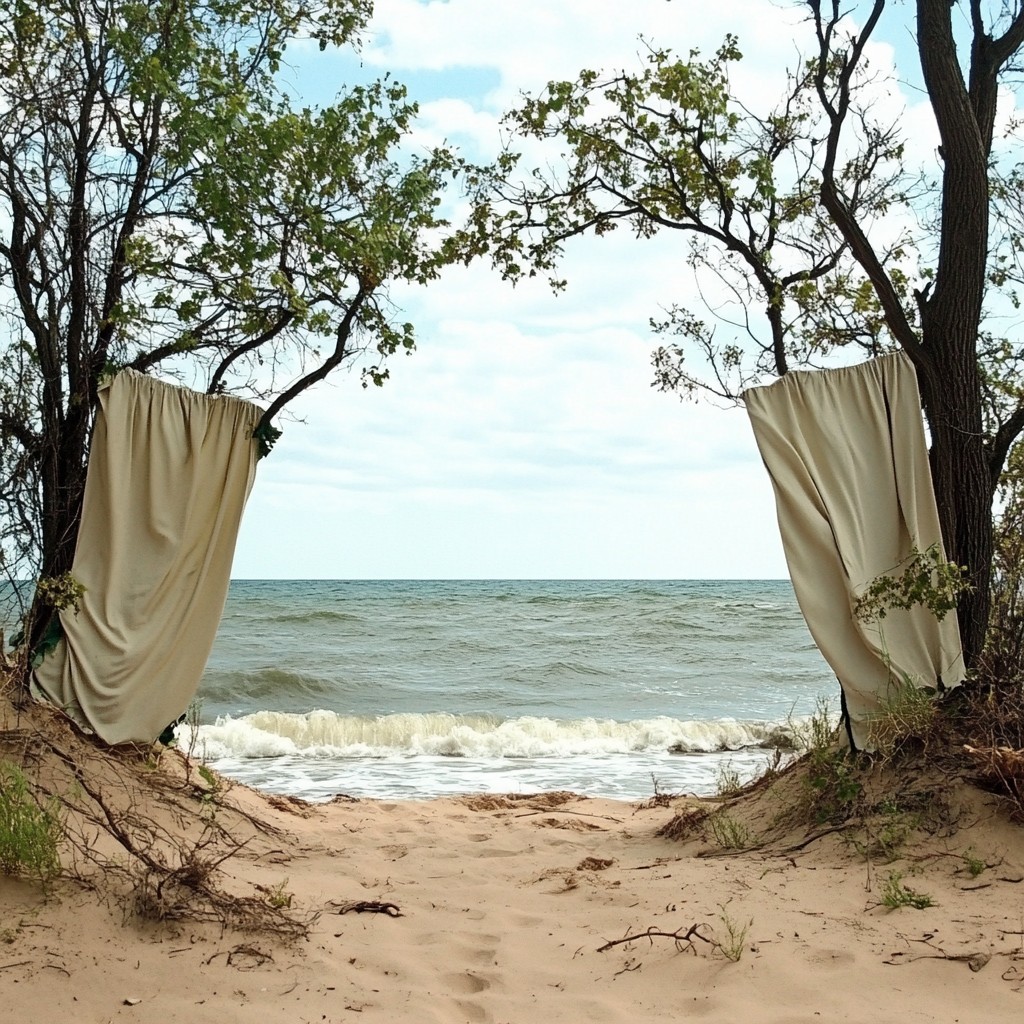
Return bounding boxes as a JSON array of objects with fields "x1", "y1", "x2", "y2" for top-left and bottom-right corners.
[{"x1": 1, "y1": 697, "x2": 1024, "y2": 1023}]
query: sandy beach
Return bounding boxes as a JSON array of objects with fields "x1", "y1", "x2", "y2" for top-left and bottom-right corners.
[{"x1": 1, "y1": 698, "x2": 1023, "y2": 1024}]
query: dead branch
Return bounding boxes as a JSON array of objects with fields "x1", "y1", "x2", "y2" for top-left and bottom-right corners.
[
  {"x1": 597, "y1": 923, "x2": 715, "y2": 954},
  {"x1": 206, "y1": 944, "x2": 274, "y2": 969},
  {"x1": 332, "y1": 900, "x2": 403, "y2": 917},
  {"x1": 779, "y1": 824, "x2": 850, "y2": 853},
  {"x1": 885, "y1": 950, "x2": 992, "y2": 972}
]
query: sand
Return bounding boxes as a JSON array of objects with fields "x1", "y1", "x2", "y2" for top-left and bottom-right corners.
[{"x1": 1, "y1": 709, "x2": 1024, "y2": 1024}]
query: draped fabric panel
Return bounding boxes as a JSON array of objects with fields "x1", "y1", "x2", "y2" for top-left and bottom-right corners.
[
  {"x1": 33, "y1": 370, "x2": 261, "y2": 744},
  {"x1": 743, "y1": 352, "x2": 965, "y2": 749}
]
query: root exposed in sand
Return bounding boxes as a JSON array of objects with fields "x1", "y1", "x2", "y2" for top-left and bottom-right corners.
[{"x1": 0, "y1": 676, "x2": 310, "y2": 938}]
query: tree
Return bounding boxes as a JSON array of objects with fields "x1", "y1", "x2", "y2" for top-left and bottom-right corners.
[
  {"x1": 0, "y1": 0, "x2": 470, "y2": 645},
  {"x1": 464, "y1": 0, "x2": 1024, "y2": 669}
]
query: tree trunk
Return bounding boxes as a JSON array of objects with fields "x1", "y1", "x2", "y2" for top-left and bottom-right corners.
[
  {"x1": 28, "y1": 403, "x2": 91, "y2": 652},
  {"x1": 916, "y1": 348, "x2": 993, "y2": 670},
  {"x1": 914, "y1": 0, "x2": 997, "y2": 671}
]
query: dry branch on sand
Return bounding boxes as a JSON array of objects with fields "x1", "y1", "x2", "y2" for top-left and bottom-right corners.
[{"x1": 596, "y1": 923, "x2": 716, "y2": 954}]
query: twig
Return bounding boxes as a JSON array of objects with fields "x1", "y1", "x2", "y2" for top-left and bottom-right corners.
[
  {"x1": 206, "y1": 944, "x2": 273, "y2": 968},
  {"x1": 597, "y1": 923, "x2": 715, "y2": 954},
  {"x1": 697, "y1": 843, "x2": 768, "y2": 859},
  {"x1": 515, "y1": 809, "x2": 623, "y2": 823},
  {"x1": 885, "y1": 951, "x2": 991, "y2": 971},
  {"x1": 780, "y1": 825, "x2": 849, "y2": 853},
  {"x1": 333, "y1": 900, "x2": 403, "y2": 917},
  {"x1": 613, "y1": 962, "x2": 642, "y2": 976}
]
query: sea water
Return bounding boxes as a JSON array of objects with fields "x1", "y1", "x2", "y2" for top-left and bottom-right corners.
[{"x1": 182, "y1": 579, "x2": 835, "y2": 801}]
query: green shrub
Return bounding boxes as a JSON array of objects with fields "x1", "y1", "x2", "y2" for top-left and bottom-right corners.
[
  {"x1": 705, "y1": 810, "x2": 752, "y2": 850},
  {"x1": 0, "y1": 761, "x2": 64, "y2": 884},
  {"x1": 714, "y1": 760, "x2": 744, "y2": 798},
  {"x1": 962, "y1": 850, "x2": 987, "y2": 877},
  {"x1": 880, "y1": 871, "x2": 934, "y2": 910},
  {"x1": 804, "y1": 748, "x2": 863, "y2": 824},
  {"x1": 717, "y1": 905, "x2": 752, "y2": 962},
  {"x1": 791, "y1": 697, "x2": 863, "y2": 824}
]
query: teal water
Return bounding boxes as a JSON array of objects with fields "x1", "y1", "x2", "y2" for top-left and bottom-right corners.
[{"x1": 185, "y1": 579, "x2": 835, "y2": 800}]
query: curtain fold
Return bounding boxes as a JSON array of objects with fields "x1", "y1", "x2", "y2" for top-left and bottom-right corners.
[
  {"x1": 33, "y1": 370, "x2": 261, "y2": 744},
  {"x1": 743, "y1": 352, "x2": 964, "y2": 749}
]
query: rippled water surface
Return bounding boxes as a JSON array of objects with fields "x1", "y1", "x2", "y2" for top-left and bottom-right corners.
[{"x1": 190, "y1": 579, "x2": 835, "y2": 800}]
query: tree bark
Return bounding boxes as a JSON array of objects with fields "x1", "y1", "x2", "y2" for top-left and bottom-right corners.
[
  {"x1": 914, "y1": 0, "x2": 1000, "y2": 667},
  {"x1": 30, "y1": 413, "x2": 91, "y2": 651},
  {"x1": 915, "y1": 349, "x2": 993, "y2": 668}
]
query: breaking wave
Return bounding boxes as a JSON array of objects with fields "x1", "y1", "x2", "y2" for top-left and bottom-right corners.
[{"x1": 178, "y1": 711, "x2": 799, "y2": 761}]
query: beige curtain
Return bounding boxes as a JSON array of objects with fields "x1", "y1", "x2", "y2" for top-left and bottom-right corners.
[
  {"x1": 33, "y1": 370, "x2": 261, "y2": 744},
  {"x1": 743, "y1": 352, "x2": 964, "y2": 750}
]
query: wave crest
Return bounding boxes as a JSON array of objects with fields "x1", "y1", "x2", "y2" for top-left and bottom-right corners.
[{"x1": 178, "y1": 711, "x2": 798, "y2": 761}]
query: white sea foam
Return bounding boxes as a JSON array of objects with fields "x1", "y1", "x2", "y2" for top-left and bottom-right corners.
[{"x1": 178, "y1": 710, "x2": 798, "y2": 761}]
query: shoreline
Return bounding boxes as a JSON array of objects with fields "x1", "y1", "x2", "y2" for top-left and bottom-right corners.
[{"x1": 197, "y1": 745, "x2": 783, "y2": 804}]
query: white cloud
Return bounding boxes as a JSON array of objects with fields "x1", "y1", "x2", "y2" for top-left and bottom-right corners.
[
  {"x1": 362, "y1": 0, "x2": 808, "y2": 99},
  {"x1": 234, "y1": 1, "x2": 932, "y2": 580},
  {"x1": 234, "y1": 279, "x2": 778, "y2": 578}
]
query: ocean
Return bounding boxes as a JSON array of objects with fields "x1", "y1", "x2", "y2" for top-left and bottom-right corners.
[{"x1": 182, "y1": 579, "x2": 835, "y2": 802}]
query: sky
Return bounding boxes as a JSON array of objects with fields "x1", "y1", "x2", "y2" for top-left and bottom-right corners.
[{"x1": 230, "y1": 0, "x2": 936, "y2": 580}]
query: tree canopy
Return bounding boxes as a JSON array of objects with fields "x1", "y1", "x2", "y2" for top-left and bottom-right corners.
[
  {"x1": 466, "y1": 0, "x2": 1024, "y2": 666},
  {"x1": 0, "y1": 0, "x2": 472, "y2": 609}
]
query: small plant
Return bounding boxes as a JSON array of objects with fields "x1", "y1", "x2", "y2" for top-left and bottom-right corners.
[
  {"x1": 880, "y1": 871, "x2": 934, "y2": 910},
  {"x1": 853, "y1": 797, "x2": 920, "y2": 862},
  {"x1": 7, "y1": 574, "x2": 88, "y2": 668},
  {"x1": 705, "y1": 810, "x2": 751, "y2": 850},
  {"x1": 857, "y1": 821, "x2": 907, "y2": 862},
  {"x1": 33, "y1": 573, "x2": 87, "y2": 614},
  {"x1": 715, "y1": 759, "x2": 744, "y2": 798},
  {"x1": 794, "y1": 698, "x2": 863, "y2": 824},
  {"x1": 757, "y1": 747, "x2": 788, "y2": 783},
  {"x1": 265, "y1": 878, "x2": 293, "y2": 909},
  {"x1": 717, "y1": 905, "x2": 752, "y2": 962},
  {"x1": 962, "y1": 851, "x2": 986, "y2": 878},
  {"x1": 866, "y1": 678, "x2": 939, "y2": 755},
  {"x1": 0, "y1": 761, "x2": 64, "y2": 884},
  {"x1": 804, "y1": 745, "x2": 862, "y2": 825},
  {"x1": 196, "y1": 763, "x2": 222, "y2": 817},
  {"x1": 197, "y1": 763, "x2": 220, "y2": 791},
  {"x1": 790, "y1": 696, "x2": 839, "y2": 756},
  {"x1": 636, "y1": 773, "x2": 685, "y2": 808},
  {"x1": 180, "y1": 697, "x2": 206, "y2": 766}
]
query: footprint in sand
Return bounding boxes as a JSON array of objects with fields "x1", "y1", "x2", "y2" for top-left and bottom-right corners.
[
  {"x1": 452, "y1": 999, "x2": 491, "y2": 1024},
  {"x1": 417, "y1": 930, "x2": 500, "y2": 953},
  {"x1": 446, "y1": 972, "x2": 496, "y2": 1024},
  {"x1": 444, "y1": 971, "x2": 490, "y2": 994}
]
